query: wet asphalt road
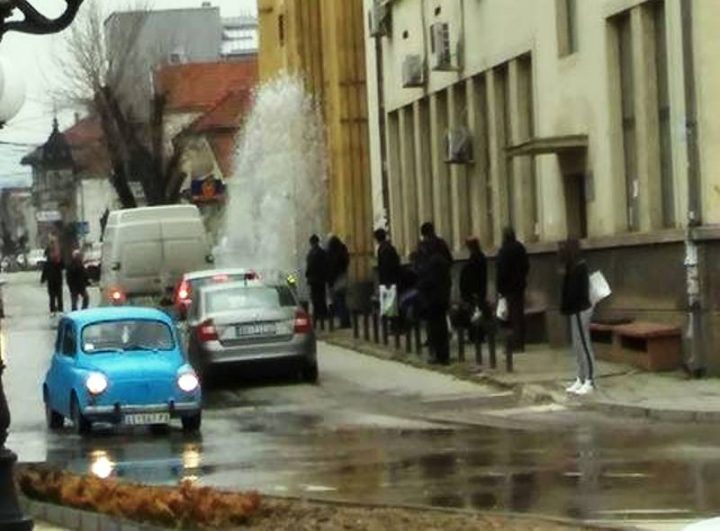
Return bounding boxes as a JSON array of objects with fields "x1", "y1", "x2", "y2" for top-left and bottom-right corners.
[{"x1": 4, "y1": 272, "x2": 720, "y2": 528}]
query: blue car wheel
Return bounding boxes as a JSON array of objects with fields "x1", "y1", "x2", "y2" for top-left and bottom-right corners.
[
  {"x1": 71, "y1": 394, "x2": 92, "y2": 435},
  {"x1": 44, "y1": 396, "x2": 63, "y2": 430}
]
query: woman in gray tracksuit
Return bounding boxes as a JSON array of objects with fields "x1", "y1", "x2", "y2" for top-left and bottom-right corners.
[{"x1": 560, "y1": 239, "x2": 596, "y2": 395}]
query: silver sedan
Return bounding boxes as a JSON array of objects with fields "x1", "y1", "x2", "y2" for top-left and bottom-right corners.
[{"x1": 186, "y1": 280, "x2": 318, "y2": 382}]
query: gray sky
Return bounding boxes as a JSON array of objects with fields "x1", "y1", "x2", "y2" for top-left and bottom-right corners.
[{"x1": 0, "y1": 0, "x2": 257, "y2": 187}]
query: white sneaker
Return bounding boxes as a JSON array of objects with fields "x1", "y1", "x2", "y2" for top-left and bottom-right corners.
[
  {"x1": 575, "y1": 381, "x2": 595, "y2": 396},
  {"x1": 565, "y1": 378, "x2": 582, "y2": 393}
]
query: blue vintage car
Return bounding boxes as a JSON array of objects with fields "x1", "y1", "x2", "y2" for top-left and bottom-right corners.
[{"x1": 42, "y1": 307, "x2": 202, "y2": 435}]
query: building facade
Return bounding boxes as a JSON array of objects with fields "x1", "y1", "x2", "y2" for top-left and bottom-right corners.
[
  {"x1": 366, "y1": 0, "x2": 720, "y2": 371},
  {"x1": 258, "y1": 0, "x2": 374, "y2": 280}
]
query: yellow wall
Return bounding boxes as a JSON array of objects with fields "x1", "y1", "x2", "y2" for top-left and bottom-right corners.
[{"x1": 258, "y1": 0, "x2": 373, "y2": 281}]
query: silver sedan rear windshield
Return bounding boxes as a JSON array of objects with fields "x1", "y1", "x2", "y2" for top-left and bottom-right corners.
[
  {"x1": 82, "y1": 320, "x2": 175, "y2": 353},
  {"x1": 205, "y1": 286, "x2": 295, "y2": 314}
]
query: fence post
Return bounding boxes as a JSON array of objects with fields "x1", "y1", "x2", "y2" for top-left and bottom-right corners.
[
  {"x1": 489, "y1": 320, "x2": 497, "y2": 369},
  {"x1": 363, "y1": 312, "x2": 370, "y2": 341},
  {"x1": 414, "y1": 322, "x2": 423, "y2": 355},
  {"x1": 505, "y1": 331, "x2": 514, "y2": 373},
  {"x1": 328, "y1": 312, "x2": 335, "y2": 332},
  {"x1": 382, "y1": 317, "x2": 389, "y2": 346},
  {"x1": 372, "y1": 312, "x2": 379, "y2": 343},
  {"x1": 393, "y1": 320, "x2": 401, "y2": 350},
  {"x1": 405, "y1": 326, "x2": 412, "y2": 354},
  {"x1": 352, "y1": 312, "x2": 359, "y2": 339},
  {"x1": 458, "y1": 327, "x2": 466, "y2": 363}
]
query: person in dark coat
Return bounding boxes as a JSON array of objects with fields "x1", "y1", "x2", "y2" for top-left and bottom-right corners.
[
  {"x1": 66, "y1": 250, "x2": 90, "y2": 311},
  {"x1": 415, "y1": 222, "x2": 453, "y2": 365},
  {"x1": 326, "y1": 235, "x2": 351, "y2": 328},
  {"x1": 306, "y1": 234, "x2": 328, "y2": 319},
  {"x1": 374, "y1": 228, "x2": 401, "y2": 288},
  {"x1": 459, "y1": 237, "x2": 488, "y2": 341},
  {"x1": 560, "y1": 239, "x2": 595, "y2": 395},
  {"x1": 496, "y1": 227, "x2": 529, "y2": 352},
  {"x1": 41, "y1": 241, "x2": 64, "y2": 316}
]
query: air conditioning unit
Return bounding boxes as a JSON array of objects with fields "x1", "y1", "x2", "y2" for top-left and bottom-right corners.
[
  {"x1": 368, "y1": 1, "x2": 391, "y2": 38},
  {"x1": 445, "y1": 128, "x2": 473, "y2": 164},
  {"x1": 430, "y1": 22, "x2": 453, "y2": 71},
  {"x1": 402, "y1": 55, "x2": 425, "y2": 88}
]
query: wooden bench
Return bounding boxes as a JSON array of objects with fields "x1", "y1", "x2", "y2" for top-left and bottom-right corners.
[{"x1": 591, "y1": 321, "x2": 682, "y2": 372}]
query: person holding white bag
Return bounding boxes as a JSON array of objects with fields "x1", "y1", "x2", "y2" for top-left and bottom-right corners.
[{"x1": 560, "y1": 239, "x2": 596, "y2": 396}]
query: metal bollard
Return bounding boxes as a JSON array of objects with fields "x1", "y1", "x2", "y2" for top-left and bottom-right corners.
[
  {"x1": 363, "y1": 312, "x2": 370, "y2": 341},
  {"x1": 489, "y1": 321, "x2": 497, "y2": 369},
  {"x1": 381, "y1": 317, "x2": 389, "y2": 346},
  {"x1": 458, "y1": 327, "x2": 466, "y2": 363},
  {"x1": 372, "y1": 313, "x2": 379, "y2": 343},
  {"x1": 328, "y1": 313, "x2": 335, "y2": 332},
  {"x1": 352, "y1": 312, "x2": 359, "y2": 339},
  {"x1": 505, "y1": 332, "x2": 514, "y2": 373},
  {"x1": 414, "y1": 322, "x2": 423, "y2": 355},
  {"x1": 393, "y1": 321, "x2": 401, "y2": 350},
  {"x1": 474, "y1": 331, "x2": 483, "y2": 365},
  {"x1": 405, "y1": 326, "x2": 412, "y2": 354}
]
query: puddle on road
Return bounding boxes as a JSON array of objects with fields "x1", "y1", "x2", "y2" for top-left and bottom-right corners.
[{"x1": 39, "y1": 413, "x2": 720, "y2": 524}]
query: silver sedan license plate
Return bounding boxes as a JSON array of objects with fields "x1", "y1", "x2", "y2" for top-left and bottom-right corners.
[
  {"x1": 125, "y1": 413, "x2": 170, "y2": 426},
  {"x1": 237, "y1": 323, "x2": 276, "y2": 337}
]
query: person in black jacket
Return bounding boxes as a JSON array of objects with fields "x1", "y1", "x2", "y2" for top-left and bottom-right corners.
[
  {"x1": 415, "y1": 222, "x2": 452, "y2": 365},
  {"x1": 496, "y1": 227, "x2": 529, "y2": 352},
  {"x1": 459, "y1": 237, "x2": 488, "y2": 341},
  {"x1": 560, "y1": 238, "x2": 595, "y2": 395},
  {"x1": 327, "y1": 235, "x2": 351, "y2": 328},
  {"x1": 306, "y1": 235, "x2": 328, "y2": 319},
  {"x1": 41, "y1": 241, "x2": 64, "y2": 316},
  {"x1": 374, "y1": 228, "x2": 401, "y2": 288},
  {"x1": 66, "y1": 250, "x2": 90, "y2": 311}
]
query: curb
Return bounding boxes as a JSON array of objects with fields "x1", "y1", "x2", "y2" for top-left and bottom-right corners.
[
  {"x1": 19, "y1": 495, "x2": 169, "y2": 531},
  {"x1": 325, "y1": 335, "x2": 715, "y2": 424}
]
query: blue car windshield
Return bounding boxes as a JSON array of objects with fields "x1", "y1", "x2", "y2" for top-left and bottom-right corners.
[{"x1": 82, "y1": 320, "x2": 175, "y2": 353}]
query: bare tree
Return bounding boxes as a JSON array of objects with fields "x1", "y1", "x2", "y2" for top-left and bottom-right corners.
[{"x1": 53, "y1": 0, "x2": 185, "y2": 207}]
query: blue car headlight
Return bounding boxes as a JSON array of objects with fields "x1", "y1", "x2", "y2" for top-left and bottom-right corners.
[
  {"x1": 86, "y1": 372, "x2": 108, "y2": 396},
  {"x1": 177, "y1": 371, "x2": 200, "y2": 393}
]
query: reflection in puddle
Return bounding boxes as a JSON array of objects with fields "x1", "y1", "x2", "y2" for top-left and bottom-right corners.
[{"x1": 41, "y1": 411, "x2": 720, "y2": 524}]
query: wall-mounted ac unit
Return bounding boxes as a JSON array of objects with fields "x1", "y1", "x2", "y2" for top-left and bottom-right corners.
[
  {"x1": 445, "y1": 128, "x2": 473, "y2": 164},
  {"x1": 368, "y1": 1, "x2": 391, "y2": 38},
  {"x1": 430, "y1": 22, "x2": 453, "y2": 71},
  {"x1": 402, "y1": 55, "x2": 425, "y2": 88}
]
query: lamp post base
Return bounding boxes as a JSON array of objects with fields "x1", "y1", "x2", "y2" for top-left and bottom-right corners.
[{"x1": 0, "y1": 448, "x2": 33, "y2": 531}]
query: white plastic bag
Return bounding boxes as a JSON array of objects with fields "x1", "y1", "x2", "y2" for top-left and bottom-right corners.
[
  {"x1": 589, "y1": 270, "x2": 611, "y2": 306},
  {"x1": 379, "y1": 285, "x2": 399, "y2": 317},
  {"x1": 495, "y1": 296, "x2": 509, "y2": 321}
]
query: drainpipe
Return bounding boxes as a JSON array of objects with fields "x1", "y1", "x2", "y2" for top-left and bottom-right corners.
[{"x1": 681, "y1": 0, "x2": 704, "y2": 375}]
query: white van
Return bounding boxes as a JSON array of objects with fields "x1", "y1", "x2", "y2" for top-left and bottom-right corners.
[{"x1": 100, "y1": 205, "x2": 213, "y2": 301}]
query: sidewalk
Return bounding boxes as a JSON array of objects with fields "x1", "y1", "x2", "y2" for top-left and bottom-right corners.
[{"x1": 322, "y1": 328, "x2": 720, "y2": 423}]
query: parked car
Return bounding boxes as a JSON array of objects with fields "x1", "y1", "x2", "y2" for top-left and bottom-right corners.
[
  {"x1": 27, "y1": 248, "x2": 46, "y2": 270},
  {"x1": 186, "y1": 280, "x2": 318, "y2": 382},
  {"x1": 173, "y1": 268, "x2": 260, "y2": 320},
  {"x1": 42, "y1": 307, "x2": 202, "y2": 435},
  {"x1": 83, "y1": 242, "x2": 102, "y2": 283},
  {"x1": 100, "y1": 205, "x2": 213, "y2": 305}
]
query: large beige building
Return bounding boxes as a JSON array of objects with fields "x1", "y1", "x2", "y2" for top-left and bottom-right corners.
[{"x1": 365, "y1": 0, "x2": 720, "y2": 370}]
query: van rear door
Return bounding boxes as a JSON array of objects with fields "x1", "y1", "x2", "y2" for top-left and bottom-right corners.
[
  {"x1": 120, "y1": 221, "x2": 163, "y2": 295},
  {"x1": 160, "y1": 218, "x2": 208, "y2": 289}
]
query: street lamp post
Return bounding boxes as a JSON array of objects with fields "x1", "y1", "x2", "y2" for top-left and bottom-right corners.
[{"x1": 0, "y1": 2, "x2": 85, "y2": 529}]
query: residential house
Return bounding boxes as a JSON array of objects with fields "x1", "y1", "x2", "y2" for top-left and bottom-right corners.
[
  {"x1": 222, "y1": 15, "x2": 259, "y2": 58},
  {"x1": 0, "y1": 187, "x2": 36, "y2": 252}
]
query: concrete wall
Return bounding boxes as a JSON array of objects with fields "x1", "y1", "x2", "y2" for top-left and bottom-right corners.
[{"x1": 366, "y1": 0, "x2": 720, "y2": 371}]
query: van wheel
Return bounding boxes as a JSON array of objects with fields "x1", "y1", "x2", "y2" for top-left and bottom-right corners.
[{"x1": 71, "y1": 395, "x2": 91, "y2": 436}]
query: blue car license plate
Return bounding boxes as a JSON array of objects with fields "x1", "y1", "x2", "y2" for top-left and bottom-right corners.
[
  {"x1": 236, "y1": 323, "x2": 276, "y2": 337},
  {"x1": 125, "y1": 413, "x2": 170, "y2": 426}
]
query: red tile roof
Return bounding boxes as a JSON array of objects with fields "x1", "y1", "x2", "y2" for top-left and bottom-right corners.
[
  {"x1": 63, "y1": 116, "x2": 111, "y2": 175},
  {"x1": 155, "y1": 59, "x2": 258, "y2": 113},
  {"x1": 189, "y1": 90, "x2": 252, "y2": 133}
]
